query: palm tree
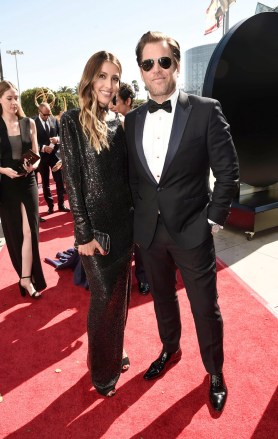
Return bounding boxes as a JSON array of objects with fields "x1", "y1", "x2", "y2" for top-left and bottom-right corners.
[{"x1": 57, "y1": 86, "x2": 74, "y2": 94}]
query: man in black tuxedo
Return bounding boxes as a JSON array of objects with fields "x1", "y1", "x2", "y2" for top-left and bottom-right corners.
[
  {"x1": 125, "y1": 31, "x2": 239, "y2": 412},
  {"x1": 35, "y1": 102, "x2": 69, "y2": 214},
  {"x1": 113, "y1": 83, "x2": 150, "y2": 295}
]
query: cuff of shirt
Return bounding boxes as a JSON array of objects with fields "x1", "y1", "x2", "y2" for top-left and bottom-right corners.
[{"x1": 207, "y1": 219, "x2": 223, "y2": 229}]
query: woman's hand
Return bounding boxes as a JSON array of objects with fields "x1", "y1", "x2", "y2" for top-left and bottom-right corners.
[
  {"x1": 78, "y1": 239, "x2": 106, "y2": 256},
  {"x1": 1, "y1": 167, "x2": 22, "y2": 179},
  {"x1": 22, "y1": 159, "x2": 36, "y2": 174}
]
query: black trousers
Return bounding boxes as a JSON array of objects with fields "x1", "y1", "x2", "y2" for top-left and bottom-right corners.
[
  {"x1": 134, "y1": 245, "x2": 148, "y2": 284},
  {"x1": 39, "y1": 156, "x2": 65, "y2": 209},
  {"x1": 139, "y1": 216, "x2": 224, "y2": 374}
]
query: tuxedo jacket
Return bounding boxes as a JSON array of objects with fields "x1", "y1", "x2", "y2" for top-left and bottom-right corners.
[
  {"x1": 35, "y1": 116, "x2": 60, "y2": 163},
  {"x1": 125, "y1": 91, "x2": 239, "y2": 250}
]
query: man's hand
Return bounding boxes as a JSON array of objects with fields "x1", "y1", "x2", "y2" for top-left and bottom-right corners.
[
  {"x1": 208, "y1": 219, "x2": 223, "y2": 235},
  {"x1": 211, "y1": 224, "x2": 222, "y2": 235},
  {"x1": 50, "y1": 136, "x2": 59, "y2": 144},
  {"x1": 44, "y1": 145, "x2": 54, "y2": 154}
]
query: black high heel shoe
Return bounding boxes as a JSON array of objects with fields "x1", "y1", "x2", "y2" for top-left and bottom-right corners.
[
  {"x1": 18, "y1": 281, "x2": 27, "y2": 297},
  {"x1": 19, "y1": 276, "x2": 41, "y2": 299}
]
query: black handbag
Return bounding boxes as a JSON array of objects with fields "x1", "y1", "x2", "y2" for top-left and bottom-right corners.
[
  {"x1": 74, "y1": 230, "x2": 110, "y2": 255},
  {"x1": 93, "y1": 230, "x2": 110, "y2": 254}
]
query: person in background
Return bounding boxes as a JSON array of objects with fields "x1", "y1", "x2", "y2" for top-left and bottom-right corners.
[
  {"x1": 35, "y1": 102, "x2": 69, "y2": 214},
  {"x1": 60, "y1": 51, "x2": 133, "y2": 397},
  {"x1": 125, "y1": 31, "x2": 239, "y2": 412},
  {"x1": 113, "y1": 82, "x2": 150, "y2": 295},
  {"x1": 0, "y1": 80, "x2": 46, "y2": 298}
]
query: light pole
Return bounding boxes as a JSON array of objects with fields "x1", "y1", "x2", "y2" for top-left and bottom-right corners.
[
  {"x1": 6, "y1": 49, "x2": 24, "y2": 100},
  {"x1": 0, "y1": 42, "x2": 4, "y2": 81}
]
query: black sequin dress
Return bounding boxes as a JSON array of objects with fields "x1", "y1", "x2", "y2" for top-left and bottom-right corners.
[{"x1": 60, "y1": 109, "x2": 133, "y2": 395}]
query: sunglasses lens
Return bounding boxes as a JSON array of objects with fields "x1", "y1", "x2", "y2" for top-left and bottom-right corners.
[
  {"x1": 141, "y1": 57, "x2": 172, "y2": 71},
  {"x1": 159, "y1": 57, "x2": 172, "y2": 69},
  {"x1": 141, "y1": 59, "x2": 154, "y2": 71}
]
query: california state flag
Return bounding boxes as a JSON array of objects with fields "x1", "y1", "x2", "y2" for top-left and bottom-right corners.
[{"x1": 204, "y1": 0, "x2": 236, "y2": 35}]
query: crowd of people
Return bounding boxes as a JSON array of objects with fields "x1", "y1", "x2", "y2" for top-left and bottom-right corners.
[{"x1": 0, "y1": 29, "x2": 239, "y2": 411}]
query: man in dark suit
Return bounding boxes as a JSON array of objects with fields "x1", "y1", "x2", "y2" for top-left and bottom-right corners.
[
  {"x1": 125, "y1": 31, "x2": 239, "y2": 412},
  {"x1": 35, "y1": 102, "x2": 69, "y2": 214},
  {"x1": 113, "y1": 83, "x2": 150, "y2": 295}
]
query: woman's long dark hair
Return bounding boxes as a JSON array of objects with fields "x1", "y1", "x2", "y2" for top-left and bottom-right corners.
[{"x1": 78, "y1": 51, "x2": 122, "y2": 153}]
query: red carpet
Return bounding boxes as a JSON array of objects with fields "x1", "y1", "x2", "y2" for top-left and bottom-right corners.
[{"x1": 0, "y1": 186, "x2": 277, "y2": 438}]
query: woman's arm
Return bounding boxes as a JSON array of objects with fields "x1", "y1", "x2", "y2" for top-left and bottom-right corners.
[
  {"x1": 60, "y1": 112, "x2": 96, "y2": 246},
  {"x1": 26, "y1": 118, "x2": 40, "y2": 171}
]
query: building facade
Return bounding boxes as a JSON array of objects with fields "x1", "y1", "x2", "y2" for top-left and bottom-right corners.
[
  {"x1": 255, "y1": 2, "x2": 278, "y2": 13},
  {"x1": 184, "y1": 43, "x2": 217, "y2": 96}
]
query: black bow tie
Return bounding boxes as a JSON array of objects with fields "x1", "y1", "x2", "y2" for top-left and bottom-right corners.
[{"x1": 148, "y1": 99, "x2": 172, "y2": 114}]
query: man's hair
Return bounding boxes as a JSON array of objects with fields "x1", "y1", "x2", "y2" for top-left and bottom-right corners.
[
  {"x1": 39, "y1": 102, "x2": 51, "y2": 110},
  {"x1": 118, "y1": 83, "x2": 135, "y2": 106},
  {"x1": 135, "y1": 31, "x2": 180, "y2": 67}
]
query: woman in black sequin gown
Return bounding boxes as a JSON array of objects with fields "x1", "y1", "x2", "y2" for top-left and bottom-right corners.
[
  {"x1": 0, "y1": 81, "x2": 46, "y2": 297},
  {"x1": 60, "y1": 52, "x2": 133, "y2": 397}
]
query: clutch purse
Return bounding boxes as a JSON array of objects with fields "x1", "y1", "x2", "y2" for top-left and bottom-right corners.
[
  {"x1": 93, "y1": 230, "x2": 110, "y2": 255},
  {"x1": 19, "y1": 149, "x2": 40, "y2": 174},
  {"x1": 74, "y1": 230, "x2": 110, "y2": 255}
]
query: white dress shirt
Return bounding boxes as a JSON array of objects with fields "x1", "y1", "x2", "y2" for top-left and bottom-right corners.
[
  {"x1": 39, "y1": 115, "x2": 50, "y2": 132},
  {"x1": 143, "y1": 89, "x2": 179, "y2": 183}
]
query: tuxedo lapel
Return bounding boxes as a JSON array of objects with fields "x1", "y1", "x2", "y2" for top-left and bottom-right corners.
[
  {"x1": 37, "y1": 117, "x2": 45, "y2": 135},
  {"x1": 135, "y1": 103, "x2": 157, "y2": 184},
  {"x1": 36, "y1": 117, "x2": 49, "y2": 145},
  {"x1": 161, "y1": 91, "x2": 192, "y2": 181}
]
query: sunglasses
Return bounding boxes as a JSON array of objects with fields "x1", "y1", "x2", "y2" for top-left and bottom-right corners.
[
  {"x1": 140, "y1": 57, "x2": 172, "y2": 72},
  {"x1": 40, "y1": 111, "x2": 51, "y2": 117}
]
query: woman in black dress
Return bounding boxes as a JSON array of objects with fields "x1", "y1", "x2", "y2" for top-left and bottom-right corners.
[
  {"x1": 60, "y1": 52, "x2": 133, "y2": 397},
  {"x1": 0, "y1": 81, "x2": 46, "y2": 297}
]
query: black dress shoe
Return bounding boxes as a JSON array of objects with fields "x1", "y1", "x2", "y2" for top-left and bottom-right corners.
[
  {"x1": 59, "y1": 205, "x2": 70, "y2": 212},
  {"x1": 138, "y1": 282, "x2": 150, "y2": 295},
  {"x1": 48, "y1": 207, "x2": 54, "y2": 214},
  {"x1": 143, "y1": 348, "x2": 182, "y2": 380},
  {"x1": 39, "y1": 217, "x2": 46, "y2": 223},
  {"x1": 209, "y1": 373, "x2": 227, "y2": 412}
]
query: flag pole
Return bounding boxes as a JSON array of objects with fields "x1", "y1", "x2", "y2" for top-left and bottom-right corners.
[{"x1": 224, "y1": 2, "x2": 230, "y2": 34}]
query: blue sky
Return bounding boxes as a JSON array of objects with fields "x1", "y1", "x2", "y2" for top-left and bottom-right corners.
[{"x1": 1, "y1": 0, "x2": 277, "y2": 99}]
